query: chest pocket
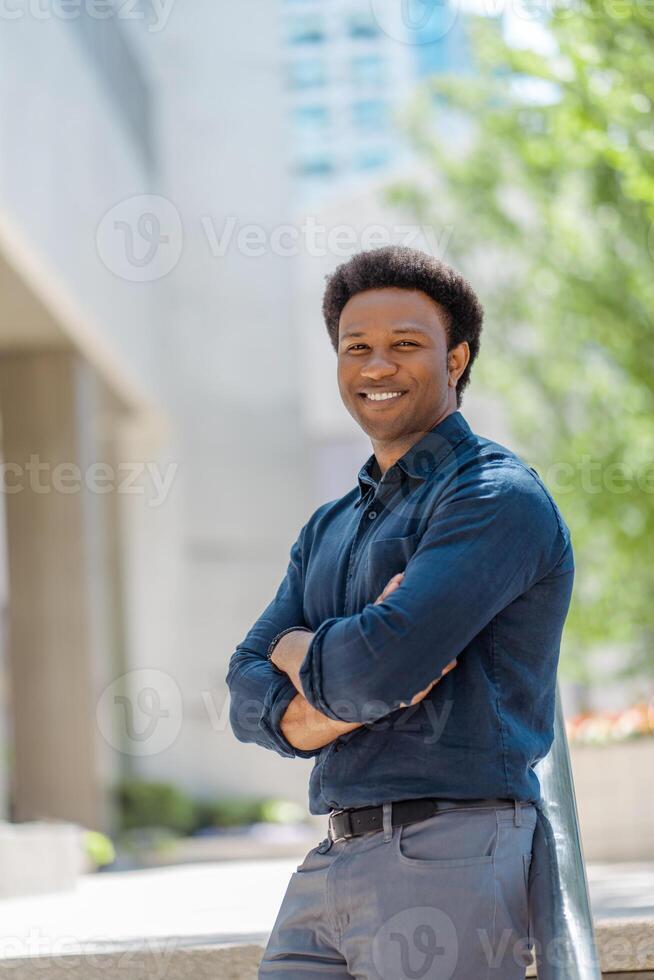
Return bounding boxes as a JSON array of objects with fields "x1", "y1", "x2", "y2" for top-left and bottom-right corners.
[{"x1": 364, "y1": 531, "x2": 421, "y2": 601}]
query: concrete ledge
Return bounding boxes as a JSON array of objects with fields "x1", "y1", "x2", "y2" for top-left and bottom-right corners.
[
  {"x1": 525, "y1": 917, "x2": 654, "y2": 977},
  {"x1": 132, "y1": 822, "x2": 326, "y2": 868},
  {"x1": 0, "y1": 821, "x2": 86, "y2": 898},
  {"x1": 0, "y1": 941, "x2": 266, "y2": 979},
  {"x1": 0, "y1": 918, "x2": 652, "y2": 979}
]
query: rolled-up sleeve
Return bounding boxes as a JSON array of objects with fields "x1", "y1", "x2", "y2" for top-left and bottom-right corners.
[
  {"x1": 298, "y1": 469, "x2": 568, "y2": 724},
  {"x1": 225, "y1": 523, "x2": 321, "y2": 759}
]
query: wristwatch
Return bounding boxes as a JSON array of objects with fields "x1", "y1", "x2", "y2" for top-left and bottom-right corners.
[{"x1": 266, "y1": 626, "x2": 313, "y2": 663}]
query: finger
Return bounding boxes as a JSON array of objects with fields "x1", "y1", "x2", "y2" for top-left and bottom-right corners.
[
  {"x1": 409, "y1": 679, "x2": 436, "y2": 704},
  {"x1": 375, "y1": 572, "x2": 405, "y2": 605},
  {"x1": 383, "y1": 573, "x2": 404, "y2": 594},
  {"x1": 379, "y1": 580, "x2": 401, "y2": 601}
]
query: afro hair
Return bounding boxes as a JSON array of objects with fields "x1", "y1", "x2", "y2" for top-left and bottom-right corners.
[{"x1": 322, "y1": 245, "x2": 484, "y2": 407}]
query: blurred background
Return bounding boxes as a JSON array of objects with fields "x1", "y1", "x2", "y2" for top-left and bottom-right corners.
[{"x1": 0, "y1": 0, "x2": 653, "y2": 968}]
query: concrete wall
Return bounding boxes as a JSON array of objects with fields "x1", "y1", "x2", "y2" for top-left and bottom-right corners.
[
  {"x1": 125, "y1": 2, "x2": 317, "y2": 808},
  {"x1": 0, "y1": 11, "x2": 160, "y2": 406},
  {"x1": 571, "y1": 739, "x2": 654, "y2": 862}
]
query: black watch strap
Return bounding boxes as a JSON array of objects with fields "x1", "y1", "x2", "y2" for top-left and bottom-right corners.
[{"x1": 266, "y1": 626, "x2": 313, "y2": 662}]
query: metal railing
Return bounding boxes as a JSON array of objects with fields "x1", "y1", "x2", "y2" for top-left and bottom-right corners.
[{"x1": 531, "y1": 685, "x2": 602, "y2": 979}]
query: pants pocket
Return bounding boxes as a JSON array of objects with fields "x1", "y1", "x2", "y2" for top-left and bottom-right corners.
[
  {"x1": 395, "y1": 806, "x2": 499, "y2": 868},
  {"x1": 383, "y1": 840, "x2": 497, "y2": 978}
]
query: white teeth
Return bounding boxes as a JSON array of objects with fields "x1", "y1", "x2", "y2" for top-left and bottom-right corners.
[{"x1": 365, "y1": 391, "x2": 405, "y2": 401}]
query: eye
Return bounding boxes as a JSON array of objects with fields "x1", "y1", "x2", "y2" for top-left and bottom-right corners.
[{"x1": 344, "y1": 340, "x2": 419, "y2": 353}]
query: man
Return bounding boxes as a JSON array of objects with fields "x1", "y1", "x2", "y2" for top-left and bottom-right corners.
[{"x1": 226, "y1": 245, "x2": 575, "y2": 979}]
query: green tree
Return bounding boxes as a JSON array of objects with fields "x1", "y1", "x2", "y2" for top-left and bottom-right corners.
[{"x1": 386, "y1": 2, "x2": 654, "y2": 683}]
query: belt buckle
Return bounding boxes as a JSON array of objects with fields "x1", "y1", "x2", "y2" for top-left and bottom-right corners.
[{"x1": 328, "y1": 807, "x2": 353, "y2": 843}]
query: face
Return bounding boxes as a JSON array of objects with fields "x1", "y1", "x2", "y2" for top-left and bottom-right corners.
[{"x1": 336, "y1": 287, "x2": 469, "y2": 444}]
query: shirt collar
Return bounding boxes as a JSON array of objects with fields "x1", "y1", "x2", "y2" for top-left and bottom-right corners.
[{"x1": 354, "y1": 410, "x2": 473, "y2": 506}]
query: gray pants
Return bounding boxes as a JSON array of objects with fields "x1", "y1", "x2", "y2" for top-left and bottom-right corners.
[{"x1": 259, "y1": 800, "x2": 537, "y2": 979}]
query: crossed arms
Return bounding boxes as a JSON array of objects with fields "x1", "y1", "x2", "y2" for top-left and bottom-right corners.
[
  {"x1": 269, "y1": 573, "x2": 457, "y2": 752},
  {"x1": 225, "y1": 472, "x2": 564, "y2": 759},
  {"x1": 224, "y1": 551, "x2": 422, "y2": 758}
]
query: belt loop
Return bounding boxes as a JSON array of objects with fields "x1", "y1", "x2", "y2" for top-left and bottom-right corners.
[
  {"x1": 514, "y1": 799, "x2": 522, "y2": 827},
  {"x1": 382, "y1": 801, "x2": 393, "y2": 842}
]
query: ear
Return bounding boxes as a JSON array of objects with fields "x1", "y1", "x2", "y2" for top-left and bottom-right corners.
[{"x1": 448, "y1": 342, "x2": 470, "y2": 384}]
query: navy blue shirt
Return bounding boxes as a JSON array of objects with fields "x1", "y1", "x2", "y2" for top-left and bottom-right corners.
[{"x1": 226, "y1": 410, "x2": 574, "y2": 815}]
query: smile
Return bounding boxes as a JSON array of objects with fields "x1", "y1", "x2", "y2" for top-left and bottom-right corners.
[{"x1": 360, "y1": 390, "x2": 408, "y2": 402}]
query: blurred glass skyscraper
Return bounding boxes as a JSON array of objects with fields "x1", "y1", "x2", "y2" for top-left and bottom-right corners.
[{"x1": 282, "y1": 0, "x2": 472, "y2": 204}]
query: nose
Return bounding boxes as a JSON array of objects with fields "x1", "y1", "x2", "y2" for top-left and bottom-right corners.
[{"x1": 360, "y1": 352, "x2": 399, "y2": 380}]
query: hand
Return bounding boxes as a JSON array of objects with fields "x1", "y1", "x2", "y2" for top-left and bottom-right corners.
[
  {"x1": 375, "y1": 572, "x2": 458, "y2": 707},
  {"x1": 374, "y1": 571, "x2": 405, "y2": 604},
  {"x1": 403, "y1": 658, "x2": 458, "y2": 706}
]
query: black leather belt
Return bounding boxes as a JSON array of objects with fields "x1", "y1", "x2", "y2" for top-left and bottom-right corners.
[{"x1": 327, "y1": 796, "x2": 521, "y2": 842}]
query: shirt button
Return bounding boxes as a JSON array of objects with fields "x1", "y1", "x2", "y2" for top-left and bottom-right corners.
[{"x1": 368, "y1": 510, "x2": 377, "y2": 520}]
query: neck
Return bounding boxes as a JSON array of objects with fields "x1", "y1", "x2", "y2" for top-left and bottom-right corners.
[{"x1": 372, "y1": 406, "x2": 457, "y2": 476}]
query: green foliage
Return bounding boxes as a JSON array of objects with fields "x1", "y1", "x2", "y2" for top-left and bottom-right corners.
[
  {"x1": 193, "y1": 795, "x2": 305, "y2": 828},
  {"x1": 386, "y1": 2, "x2": 654, "y2": 683},
  {"x1": 84, "y1": 830, "x2": 116, "y2": 868},
  {"x1": 260, "y1": 798, "x2": 306, "y2": 823},
  {"x1": 192, "y1": 795, "x2": 268, "y2": 828},
  {"x1": 114, "y1": 778, "x2": 304, "y2": 834},
  {"x1": 115, "y1": 778, "x2": 196, "y2": 834}
]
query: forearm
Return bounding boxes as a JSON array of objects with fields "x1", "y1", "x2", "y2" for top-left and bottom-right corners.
[
  {"x1": 226, "y1": 648, "x2": 323, "y2": 759},
  {"x1": 280, "y1": 692, "x2": 363, "y2": 751},
  {"x1": 272, "y1": 608, "x2": 422, "y2": 726}
]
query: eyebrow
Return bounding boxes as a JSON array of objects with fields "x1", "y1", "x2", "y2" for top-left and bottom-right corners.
[{"x1": 339, "y1": 326, "x2": 431, "y2": 342}]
